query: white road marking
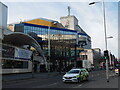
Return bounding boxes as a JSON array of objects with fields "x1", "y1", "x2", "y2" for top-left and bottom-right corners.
[
  {"x1": 47, "y1": 83, "x2": 57, "y2": 86},
  {"x1": 73, "y1": 84, "x2": 83, "y2": 88}
]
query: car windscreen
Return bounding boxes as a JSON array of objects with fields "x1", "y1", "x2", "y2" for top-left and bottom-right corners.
[{"x1": 67, "y1": 70, "x2": 80, "y2": 74}]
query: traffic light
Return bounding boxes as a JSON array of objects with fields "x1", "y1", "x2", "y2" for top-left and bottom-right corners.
[{"x1": 104, "y1": 50, "x2": 109, "y2": 60}]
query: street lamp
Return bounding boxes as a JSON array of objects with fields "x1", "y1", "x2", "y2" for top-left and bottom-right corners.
[
  {"x1": 107, "y1": 36, "x2": 113, "y2": 39},
  {"x1": 89, "y1": 2, "x2": 99, "y2": 5},
  {"x1": 48, "y1": 21, "x2": 57, "y2": 72},
  {"x1": 89, "y1": 0, "x2": 109, "y2": 82}
]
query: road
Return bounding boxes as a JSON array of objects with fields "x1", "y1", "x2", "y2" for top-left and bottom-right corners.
[{"x1": 2, "y1": 70, "x2": 119, "y2": 88}]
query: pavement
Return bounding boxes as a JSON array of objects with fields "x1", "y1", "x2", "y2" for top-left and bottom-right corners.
[
  {"x1": 79, "y1": 72, "x2": 119, "y2": 88},
  {"x1": 2, "y1": 72, "x2": 61, "y2": 82}
]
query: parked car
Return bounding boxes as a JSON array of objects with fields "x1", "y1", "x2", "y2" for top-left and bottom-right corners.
[{"x1": 62, "y1": 68, "x2": 89, "y2": 83}]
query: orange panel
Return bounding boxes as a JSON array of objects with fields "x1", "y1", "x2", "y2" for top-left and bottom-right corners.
[{"x1": 25, "y1": 19, "x2": 57, "y2": 27}]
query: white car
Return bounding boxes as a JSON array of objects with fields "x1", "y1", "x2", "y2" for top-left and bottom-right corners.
[{"x1": 62, "y1": 68, "x2": 89, "y2": 83}]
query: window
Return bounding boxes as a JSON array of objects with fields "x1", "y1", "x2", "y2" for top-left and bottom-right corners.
[
  {"x1": 2, "y1": 59, "x2": 28, "y2": 69},
  {"x1": 80, "y1": 55, "x2": 87, "y2": 60},
  {"x1": 67, "y1": 70, "x2": 80, "y2": 74}
]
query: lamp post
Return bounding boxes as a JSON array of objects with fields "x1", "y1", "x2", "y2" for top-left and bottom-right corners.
[
  {"x1": 31, "y1": 53, "x2": 34, "y2": 78},
  {"x1": 48, "y1": 21, "x2": 57, "y2": 72},
  {"x1": 89, "y1": 0, "x2": 109, "y2": 82},
  {"x1": 107, "y1": 36, "x2": 113, "y2": 39}
]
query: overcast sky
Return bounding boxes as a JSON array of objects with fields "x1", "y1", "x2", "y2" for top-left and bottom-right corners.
[{"x1": 2, "y1": 0, "x2": 118, "y2": 58}]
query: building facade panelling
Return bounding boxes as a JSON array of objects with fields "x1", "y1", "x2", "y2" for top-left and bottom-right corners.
[
  {"x1": 60, "y1": 16, "x2": 78, "y2": 30},
  {"x1": 0, "y1": 2, "x2": 8, "y2": 39},
  {"x1": 80, "y1": 48, "x2": 101, "y2": 69}
]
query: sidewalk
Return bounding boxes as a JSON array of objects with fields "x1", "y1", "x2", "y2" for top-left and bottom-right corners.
[
  {"x1": 2, "y1": 72, "x2": 61, "y2": 82},
  {"x1": 82, "y1": 76, "x2": 119, "y2": 88}
]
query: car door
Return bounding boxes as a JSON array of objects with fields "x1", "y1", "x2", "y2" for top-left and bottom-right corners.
[
  {"x1": 80, "y1": 70, "x2": 84, "y2": 81},
  {"x1": 84, "y1": 70, "x2": 89, "y2": 77},
  {"x1": 82, "y1": 70, "x2": 87, "y2": 80}
]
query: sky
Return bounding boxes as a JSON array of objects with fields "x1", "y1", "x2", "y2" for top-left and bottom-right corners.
[{"x1": 1, "y1": 0, "x2": 119, "y2": 58}]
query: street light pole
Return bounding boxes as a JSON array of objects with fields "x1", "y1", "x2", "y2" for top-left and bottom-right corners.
[
  {"x1": 48, "y1": 21, "x2": 58, "y2": 73},
  {"x1": 48, "y1": 26, "x2": 51, "y2": 73},
  {"x1": 31, "y1": 53, "x2": 34, "y2": 78},
  {"x1": 102, "y1": 0, "x2": 109, "y2": 82},
  {"x1": 102, "y1": 0, "x2": 107, "y2": 50},
  {"x1": 89, "y1": 0, "x2": 109, "y2": 82}
]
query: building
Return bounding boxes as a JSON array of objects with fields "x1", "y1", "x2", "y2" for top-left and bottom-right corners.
[
  {"x1": 14, "y1": 22, "x2": 79, "y2": 72},
  {"x1": 2, "y1": 29, "x2": 47, "y2": 74},
  {"x1": 1, "y1": 2, "x2": 46, "y2": 74},
  {"x1": 0, "y1": 2, "x2": 7, "y2": 89},
  {"x1": 8, "y1": 16, "x2": 91, "y2": 72},
  {"x1": 60, "y1": 15, "x2": 91, "y2": 49},
  {"x1": 0, "y1": 2, "x2": 7, "y2": 40},
  {"x1": 79, "y1": 48, "x2": 101, "y2": 69},
  {"x1": 60, "y1": 15, "x2": 78, "y2": 30}
]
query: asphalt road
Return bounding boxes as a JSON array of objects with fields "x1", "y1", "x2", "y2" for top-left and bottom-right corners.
[{"x1": 2, "y1": 70, "x2": 119, "y2": 88}]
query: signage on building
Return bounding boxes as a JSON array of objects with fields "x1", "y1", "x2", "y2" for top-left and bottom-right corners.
[{"x1": 15, "y1": 48, "x2": 32, "y2": 60}]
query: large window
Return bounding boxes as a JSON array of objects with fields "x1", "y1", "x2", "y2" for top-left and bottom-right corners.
[{"x1": 2, "y1": 59, "x2": 28, "y2": 69}]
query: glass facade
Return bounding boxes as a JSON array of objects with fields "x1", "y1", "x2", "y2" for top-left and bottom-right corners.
[
  {"x1": 2, "y1": 59, "x2": 28, "y2": 69},
  {"x1": 2, "y1": 44, "x2": 30, "y2": 69},
  {"x1": 15, "y1": 23, "x2": 91, "y2": 71}
]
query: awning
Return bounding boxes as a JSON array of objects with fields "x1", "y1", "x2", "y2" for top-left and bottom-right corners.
[{"x1": 3, "y1": 32, "x2": 47, "y2": 65}]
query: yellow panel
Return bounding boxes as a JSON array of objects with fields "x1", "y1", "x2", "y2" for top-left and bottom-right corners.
[
  {"x1": 25, "y1": 19, "x2": 58, "y2": 27},
  {"x1": 71, "y1": 48, "x2": 84, "y2": 50}
]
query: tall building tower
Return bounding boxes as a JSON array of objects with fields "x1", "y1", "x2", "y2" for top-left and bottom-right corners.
[
  {"x1": 60, "y1": 6, "x2": 78, "y2": 30},
  {"x1": 60, "y1": 6, "x2": 91, "y2": 49},
  {"x1": 60, "y1": 15, "x2": 78, "y2": 30}
]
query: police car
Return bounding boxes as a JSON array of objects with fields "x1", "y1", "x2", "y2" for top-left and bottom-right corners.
[{"x1": 62, "y1": 68, "x2": 89, "y2": 83}]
